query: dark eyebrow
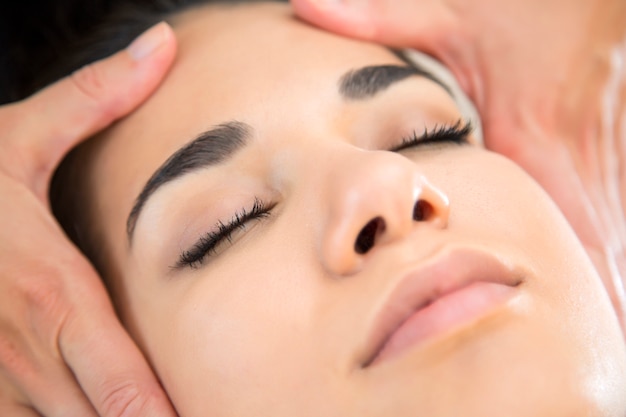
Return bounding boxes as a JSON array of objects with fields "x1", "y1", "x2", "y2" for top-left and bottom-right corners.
[
  {"x1": 339, "y1": 64, "x2": 449, "y2": 100},
  {"x1": 127, "y1": 63, "x2": 447, "y2": 242},
  {"x1": 126, "y1": 121, "x2": 251, "y2": 241}
]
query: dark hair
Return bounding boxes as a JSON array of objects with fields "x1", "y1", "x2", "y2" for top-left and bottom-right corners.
[
  {"x1": 1, "y1": 0, "x2": 261, "y2": 104},
  {"x1": 0, "y1": 0, "x2": 115, "y2": 105},
  {"x1": 4, "y1": 0, "x2": 284, "y2": 280}
]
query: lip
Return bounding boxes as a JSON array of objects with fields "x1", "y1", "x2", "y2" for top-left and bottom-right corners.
[{"x1": 361, "y1": 248, "x2": 523, "y2": 368}]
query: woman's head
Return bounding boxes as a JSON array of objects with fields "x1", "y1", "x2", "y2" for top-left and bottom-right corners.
[{"x1": 49, "y1": 1, "x2": 626, "y2": 416}]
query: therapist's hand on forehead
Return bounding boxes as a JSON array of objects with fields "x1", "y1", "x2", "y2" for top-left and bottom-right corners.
[
  {"x1": 291, "y1": 0, "x2": 626, "y2": 327},
  {"x1": 0, "y1": 23, "x2": 178, "y2": 417},
  {"x1": 0, "y1": 0, "x2": 625, "y2": 416}
]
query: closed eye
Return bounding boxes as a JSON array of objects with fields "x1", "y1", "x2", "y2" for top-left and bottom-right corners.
[
  {"x1": 174, "y1": 197, "x2": 274, "y2": 270},
  {"x1": 390, "y1": 119, "x2": 473, "y2": 153}
]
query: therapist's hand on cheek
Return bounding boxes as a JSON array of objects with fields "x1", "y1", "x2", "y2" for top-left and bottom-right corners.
[
  {"x1": 292, "y1": 0, "x2": 626, "y2": 328},
  {"x1": 0, "y1": 23, "x2": 178, "y2": 417}
]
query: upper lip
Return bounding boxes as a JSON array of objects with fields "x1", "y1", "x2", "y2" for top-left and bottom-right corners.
[{"x1": 360, "y1": 247, "x2": 523, "y2": 367}]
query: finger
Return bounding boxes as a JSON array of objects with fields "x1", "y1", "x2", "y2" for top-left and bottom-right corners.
[
  {"x1": 60, "y1": 292, "x2": 177, "y2": 417},
  {"x1": 0, "y1": 339, "x2": 99, "y2": 417},
  {"x1": 0, "y1": 245, "x2": 98, "y2": 417},
  {"x1": 2, "y1": 21, "x2": 177, "y2": 200},
  {"x1": 0, "y1": 403, "x2": 42, "y2": 417},
  {"x1": 0, "y1": 185, "x2": 176, "y2": 417},
  {"x1": 291, "y1": 0, "x2": 458, "y2": 50}
]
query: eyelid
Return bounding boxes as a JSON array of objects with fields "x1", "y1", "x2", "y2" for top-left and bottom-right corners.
[
  {"x1": 169, "y1": 120, "x2": 471, "y2": 271},
  {"x1": 173, "y1": 197, "x2": 274, "y2": 270},
  {"x1": 400, "y1": 49, "x2": 484, "y2": 145},
  {"x1": 389, "y1": 119, "x2": 473, "y2": 153}
]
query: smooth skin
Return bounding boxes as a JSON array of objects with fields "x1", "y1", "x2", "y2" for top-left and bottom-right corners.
[
  {"x1": 0, "y1": 23, "x2": 178, "y2": 417},
  {"x1": 75, "y1": 4, "x2": 626, "y2": 416},
  {"x1": 1, "y1": 1, "x2": 625, "y2": 416},
  {"x1": 291, "y1": 0, "x2": 626, "y2": 327}
]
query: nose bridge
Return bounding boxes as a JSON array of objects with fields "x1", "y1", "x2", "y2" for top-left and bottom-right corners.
[
  {"x1": 319, "y1": 149, "x2": 449, "y2": 276},
  {"x1": 329, "y1": 150, "x2": 418, "y2": 226}
]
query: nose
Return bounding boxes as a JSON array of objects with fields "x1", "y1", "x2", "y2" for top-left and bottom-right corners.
[{"x1": 320, "y1": 150, "x2": 449, "y2": 276}]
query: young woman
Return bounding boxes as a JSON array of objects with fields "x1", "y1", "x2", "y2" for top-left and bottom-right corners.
[{"x1": 36, "y1": 0, "x2": 626, "y2": 415}]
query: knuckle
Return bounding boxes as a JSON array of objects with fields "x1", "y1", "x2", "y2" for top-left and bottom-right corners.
[
  {"x1": 17, "y1": 273, "x2": 67, "y2": 319},
  {"x1": 11, "y1": 267, "x2": 74, "y2": 352},
  {"x1": 99, "y1": 380, "x2": 150, "y2": 417},
  {"x1": 0, "y1": 336, "x2": 31, "y2": 377},
  {"x1": 69, "y1": 63, "x2": 118, "y2": 126},
  {"x1": 69, "y1": 64, "x2": 111, "y2": 112}
]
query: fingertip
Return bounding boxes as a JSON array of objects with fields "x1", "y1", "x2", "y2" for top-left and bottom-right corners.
[
  {"x1": 126, "y1": 22, "x2": 176, "y2": 92},
  {"x1": 291, "y1": 0, "x2": 376, "y2": 39},
  {"x1": 290, "y1": 0, "x2": 338, "y2": 20},
  {"x1": 8, "y1": 21, "x2": 179, "y2": 191},
  {"x1": 67, "y1": 20, "x2": 178, "y2": 131},
  {"x1": 127, "y1": 22, "x2": 176, "y2": 62},
  {"x1": 123, "y1": 21, "x2": 178, "y2": 99}
]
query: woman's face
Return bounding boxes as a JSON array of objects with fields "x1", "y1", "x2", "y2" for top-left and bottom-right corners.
[{"x1": 82, "y1": 3, "x2": 626, "y2": 416}]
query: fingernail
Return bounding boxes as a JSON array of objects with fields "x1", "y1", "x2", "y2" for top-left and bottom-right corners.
[
  {"x1": 127, "y1": 22, "x2": 169, "y2": 61},
  {"x1": 312, "y1": 0, "x2": 344, "y2": 8}
]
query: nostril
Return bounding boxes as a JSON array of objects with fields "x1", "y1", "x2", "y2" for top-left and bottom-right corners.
[
  {"x1": 413, "y1": 199, "x2": 433, "y2": 222},
  {"x1": 355, "y1": 217, "x2": 385, "y2": 254}
]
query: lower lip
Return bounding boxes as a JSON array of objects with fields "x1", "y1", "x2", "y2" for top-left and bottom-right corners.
[{"x1": 370, "y1": 282, "x2": 516, "y2": 365}]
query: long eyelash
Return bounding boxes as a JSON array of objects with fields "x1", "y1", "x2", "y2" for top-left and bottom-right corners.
[
  {"x1": 175, "y1": 198, "x2": 272, "y2": 270},
  {"x1": 173, "y1": 120, "x2": 470, "y2": 270},
  {"x1": 391, "y1": 119, "x2": 473, "y2": 153}
]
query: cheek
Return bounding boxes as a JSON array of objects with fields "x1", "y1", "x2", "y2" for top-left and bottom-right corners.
[
  {"x1": 143, "y1": 245, "x2": 329, "y2": 416},
  {"x1": 424, "y1": 150, "x2": 605, "y2": 321},
  {"x1": 437, "y1": 155, "x2": 626, "y2": 353},
  {"x1": 433, "y1": 151, "x2": 573, "y2": 268}
]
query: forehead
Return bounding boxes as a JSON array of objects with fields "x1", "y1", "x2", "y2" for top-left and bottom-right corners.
[
  {"x1": 123, "y1": 3, "x2": 404, "y2": 137},
  {"x1": 101, "y1": 4, "x2": 405, "y2": 162}
]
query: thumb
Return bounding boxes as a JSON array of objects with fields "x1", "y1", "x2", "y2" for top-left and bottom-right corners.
[
  {"x1": 291, "y1": 0, "x2": 459, "y2": 52},
  {"x1": 1, "y1": 21, "x2": 177, "y2": 201}
]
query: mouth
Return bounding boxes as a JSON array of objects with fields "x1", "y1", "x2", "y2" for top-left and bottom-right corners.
[{"x1": 361, "y1": 248, "x2": 523, "y2": 368}]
